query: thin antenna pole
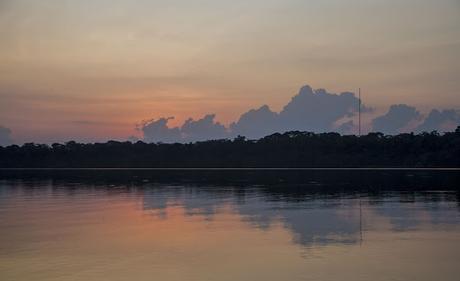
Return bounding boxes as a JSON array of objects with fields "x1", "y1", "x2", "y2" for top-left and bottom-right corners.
[
  {"x1": 358, "y1": 88, "x2": 361, "y2": 136},
  {"x1": 358, "y1": 88, "x2": 363, "y2": 244},
  {"x1": 359, "y1": 196, "x2": 363, "y2": 246}
]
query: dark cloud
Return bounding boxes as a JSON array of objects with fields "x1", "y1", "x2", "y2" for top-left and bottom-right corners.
[
  {"x1": 278, "y1": 86, "x2": 368, "y2": 133},
  {"x1": 141, "y1": 115, "x2": 228, "y2": 143},
  {"x1": 372, "y1": 104, "x2": 421, "y2": 134},
  {"x1": 140, "y1": 85, "x2": 458, "y2": 143},
  {"x1": 415, "y1": 109, "x2": 460, "y2": 133},
  {"x1": 141, "y1": 85, "x2": 368, "y2": 142},
  {"x1": 336, "y1": 120, "x2": 355, "y2": 135},
  {"x1": 228, "y1": 85, "x2": 369, "y2": 139},
  {"x1": 181, "y1": 114, "x2": 227, "y2": 142},
  {"x1": 0, "y1": 126, "x2": 13, "y2": 146},
  {"x1": 230, "y1": 105, "x2": 279, "y2": 139},
  {"x1": 141, "y1": 117, "x2": 182, "y2": 143}
]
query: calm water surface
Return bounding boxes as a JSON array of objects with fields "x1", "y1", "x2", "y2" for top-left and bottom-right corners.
[{"x1": 1, "y1": 171, "x2": 459, "y2": 281}]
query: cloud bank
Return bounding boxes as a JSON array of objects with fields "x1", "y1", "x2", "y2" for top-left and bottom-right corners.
[
  {"x1": 415, "y1": 109, "x2": 460, "y2": 133},
  {"x1": 140, "y1": 84, "x2": 459, "y2": 143},
  {"x1": 229, "y1": 85, "x2": 371, "y2": 139},
  {"x1": 141, "y1": 85, "x2": 369, "y2": 143},
  {"x1": 279, "y1": 86, "x2": 368, "y2": 132},
  {"x1": 371, "y1": 104, "x2": 421, "y2": 135},
  {"x1": 0, "y1": 126, "x2": 13, "y2": 146},
  {"x1": 142, "y1": 115, "x2": 227, "y2": 143}
]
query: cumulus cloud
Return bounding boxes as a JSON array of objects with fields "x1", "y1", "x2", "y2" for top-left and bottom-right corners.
[
  {"x1": 0, "y1": 126, "x2": 13, "y2": 146},
  {"x1": 141, "y1": 114, "x2": 228, "y2": 143},
  {"x1": 335, "y1": 120, "x2": 355, "y2": 135},
  {"x1": 139, "y1": 84, "x2": 458, "y2": 143},
  {"x1": 415, "y1": 109, "x2": 460, "y2": 133},
  {"x1": 230, "y1": 105, "x2": 279, "y2": 139},
  {"x1": 228, "y1": 85, "x2": 369, "y2": 139},
  {"x1": 141, "y1": 117, "x2": 182, "y2": 143},
  {"x1": 141, "y1": 85, "x2": 369, "y2": 142},
  {"x1": 372, "y1": 104, "x2": 421, "y2": 134},
  {"x1": 278, "y1": 86, "x2": 369, "y2": 133},
  {"x1": 181, "y1": 114, "x2": 227, "y2": 142}
]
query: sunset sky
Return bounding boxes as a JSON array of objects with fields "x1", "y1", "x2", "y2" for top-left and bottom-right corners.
[{"x1": 1, "y1": 0, "x2": 459, "y2": 143}]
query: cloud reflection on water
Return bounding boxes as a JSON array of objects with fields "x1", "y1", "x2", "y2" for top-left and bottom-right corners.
[{"x1": 141, "y1": 186, "x2": 459, "y2": 248}]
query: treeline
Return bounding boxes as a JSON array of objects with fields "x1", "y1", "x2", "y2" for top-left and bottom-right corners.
[{"x1": 1, "y1": 128, "x2": 459, "y2": 168}]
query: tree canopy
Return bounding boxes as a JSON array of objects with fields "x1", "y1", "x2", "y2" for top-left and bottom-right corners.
[{"x1": 1, "y1": 128, "x2": 459, "y2": 168}]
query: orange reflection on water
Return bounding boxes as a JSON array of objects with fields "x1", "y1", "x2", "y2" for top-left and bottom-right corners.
[{"x1": 0, "y1": 188, "x2": 459, "y2": 281}]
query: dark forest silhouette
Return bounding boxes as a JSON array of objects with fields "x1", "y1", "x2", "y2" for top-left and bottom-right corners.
[{"x1": 1, "y1": 127, "x2": 459, "y2": 168}]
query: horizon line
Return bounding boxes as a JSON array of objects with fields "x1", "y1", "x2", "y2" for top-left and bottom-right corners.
[{"x1": 1, "y1": 167, "x2": 459, "y2": 171}]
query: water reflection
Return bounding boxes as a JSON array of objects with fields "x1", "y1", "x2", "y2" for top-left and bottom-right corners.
[
  {"x1": 143, "y1": 189, "x2": 354, "y2": 247},
  {"x1": 141, "y1": 186, "x2": 459, "y2": 248},
  {"x1": 0, "y1": 172, "x2": 460, "y2": 281}
]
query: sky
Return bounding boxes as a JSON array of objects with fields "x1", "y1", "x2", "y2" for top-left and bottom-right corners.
[{"x1": 0, "y1": 0, "x2": 459, "y2": 144}]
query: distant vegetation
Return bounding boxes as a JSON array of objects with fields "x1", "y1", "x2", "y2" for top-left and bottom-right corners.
[{"x1": 1, "y1": 127, "x2": 459, "y2": 168}]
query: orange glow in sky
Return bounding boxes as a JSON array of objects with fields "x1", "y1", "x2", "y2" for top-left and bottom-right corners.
[{"x1": 1, "y1": 0, "x2": 459, "y2": 143}]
